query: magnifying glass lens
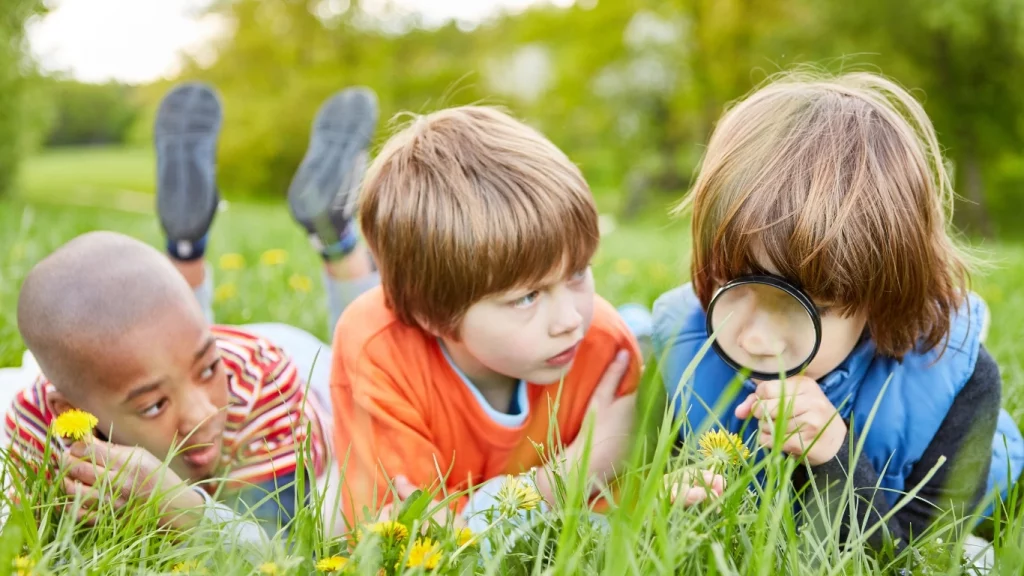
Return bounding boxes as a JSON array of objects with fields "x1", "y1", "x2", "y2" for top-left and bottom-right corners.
[{"x1": 707, "y1": 277, "x2": 820, "y2": 379}]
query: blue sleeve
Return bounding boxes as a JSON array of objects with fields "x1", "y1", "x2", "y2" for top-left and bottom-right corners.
[
  {"x1": 651, "y1": 285, "x2": 749, "y2": 438},
  {"x1": 231, "y1": 471, "x2": 311, "y2": 538},
  {"x1": 652, "y1": 286, "x2": 700, "y2": 413}
]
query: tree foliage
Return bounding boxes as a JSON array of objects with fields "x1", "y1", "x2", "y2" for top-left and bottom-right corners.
[
  {"x1": 43, "y1": 79, "x2": 141, "y2": 147},
  {"x1": 0, "y1": 0, "x2": 46, "y2": 197},
  {"x1": 67, "y1": 0, "x2": 1024, "y2": 235}
]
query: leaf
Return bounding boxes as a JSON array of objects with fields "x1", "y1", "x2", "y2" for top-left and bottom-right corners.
[{"x1": 397, "y1": 489, "x2": 432, "y2": 526}]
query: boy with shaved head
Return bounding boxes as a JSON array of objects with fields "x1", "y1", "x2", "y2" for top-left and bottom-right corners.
[{"x1": 3, "y1": 82, "x2": 380, "y2": 538}]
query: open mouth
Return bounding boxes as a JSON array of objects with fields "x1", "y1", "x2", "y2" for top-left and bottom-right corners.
[{"x1": 181, "y1": 440, "x2": 220, "y2": 469}]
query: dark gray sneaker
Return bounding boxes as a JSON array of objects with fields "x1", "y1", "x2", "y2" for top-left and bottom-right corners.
[
  {"x1": 287, "y1": 86, "x2": 378, "y2": 259},
  {"x1": 154, "y1": 82, "x2": 222, "y2": 260}
]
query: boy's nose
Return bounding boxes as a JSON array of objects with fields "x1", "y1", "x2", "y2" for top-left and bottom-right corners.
[
  {"x1": 179, "y1": 394, "x2": 219, "y2": 437},
  {"x1": 548, "y1": 290, "x2": 583, "y2": 337},
  {"x1": 737, "y1": 316, "x2": 786, "y2": 358}
]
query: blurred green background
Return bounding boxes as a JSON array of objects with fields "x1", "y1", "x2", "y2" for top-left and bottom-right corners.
[{"x1": 7, "y1": 0, "x2": 1024, "y2": 235}]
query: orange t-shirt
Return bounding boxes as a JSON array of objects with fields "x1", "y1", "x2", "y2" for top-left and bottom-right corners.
[{"x1": 330, "y1": 287, "x2": 642, "y2": 523}]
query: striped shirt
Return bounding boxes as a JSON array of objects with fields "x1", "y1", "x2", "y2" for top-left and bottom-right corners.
[{"x1": 3, "y1": 326, "x2": 332, "y2": 491}]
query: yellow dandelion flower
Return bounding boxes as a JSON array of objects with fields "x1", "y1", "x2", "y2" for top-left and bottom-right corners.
[
  {"x1": 405, "y1": 538, "x2": 442, "y2": 570},
  {"x1": 214, "y1": 282, "x2": 237, "y2": 303},
  {"x1": 13, "y1": 556, "x2": 34, "y2": 576},
  {"x1": 171, "y1": 560, "x2": 207, "y2": 574},
  {"x1": 218, "y1": 253, "x2": 246, "y2": 271},
  {"x1": 315, "y1": 556, "x2": 348, "y2": 572},
  {"x1": 346, "y1": 527, "x2": 362, "y2": 549},
  {"x1": 369, "y1": 520, "x2": 409, "y2": 541},
  {"x1": 288, "y1": 273, "x2": 313, "y2": 293},
  {"x1": 53, "y1": 409, "x2": 97, "y2": 441},
  {"x1": 258, "y1": 562, "x2": 280, "y2": 575},
  {"x1": 259, "y1": 249, "x2": 288, "y2": 267},
  {"x1": 698, "y1": 429, "x2": 751, "y2": 465},
  {"x1": 495, "y1": 474, "x2": 542, "y2": 517},
  {"x1": 455, "y1": 527, "x2": 474, "y2": 547},
  {"x1": 614, "y1": 258, "x2": 635, "y2": 276}
]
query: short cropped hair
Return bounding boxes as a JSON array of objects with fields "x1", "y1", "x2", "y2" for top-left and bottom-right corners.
[
  {"x1": 359, "y1": 106, "x2": 599, "y2": 336},
  {"x1": 679, "y1": 71, "x2": 971, "y2": 358}
]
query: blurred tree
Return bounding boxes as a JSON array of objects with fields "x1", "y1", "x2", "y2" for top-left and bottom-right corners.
[
  {"x1": 121, "y1": 0, "x2": 1024, "y2": 237},
  {"x1": 172, "y1": 0, "x2": 489, "y2": 197},
  {"x1": 0, "y1": 0, "x2": 47, "y2": 197},
  {"x1": 821, "y1": 0, "x2": 1024, "y2": 237},
  {"x1": 43, "y1": 79, "x2": 141, "y2": 146}
]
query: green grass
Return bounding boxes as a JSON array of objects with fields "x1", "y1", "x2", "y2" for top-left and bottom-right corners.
[
  {"x1": 3, "y1": 147, "x2": 1024, "y2": 574},
  {"x1": 17, "y1": 146, "x2": 157, "y2": 211}
]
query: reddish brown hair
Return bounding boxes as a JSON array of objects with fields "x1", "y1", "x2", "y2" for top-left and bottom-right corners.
[
  {"x1": 678, "y1": 71, "x2": 971, "y2": 358},
  {"x1": 359, "y1": 106, "x2": 599, "y2": 336}
]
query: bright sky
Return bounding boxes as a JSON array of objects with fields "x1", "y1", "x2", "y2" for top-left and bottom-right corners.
[{"x1": 28, "y1": 0, "x2": 572, "y2": 84}]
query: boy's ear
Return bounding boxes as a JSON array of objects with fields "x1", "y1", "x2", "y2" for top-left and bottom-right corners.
[{"x1": 45, "y1": 389, "x2": 76, "y2": 418}]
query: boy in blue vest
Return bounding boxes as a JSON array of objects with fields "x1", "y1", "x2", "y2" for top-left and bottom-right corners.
[{"x1": 653, "y1": 71, "x2": 1024, "y2": 549}]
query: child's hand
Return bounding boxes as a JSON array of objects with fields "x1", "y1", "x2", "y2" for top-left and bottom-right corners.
[
  {"x1": 376, "y1": 476, "x2": 464, "y2": 529},
  {"x1": 734, "y1": 375, "x2": 847, "y2": 466},
  {"x1": 539, "y1": 350, "x2": 634, "y2": 502},
  {"x1": 665, "y1": 470, "x2": 726, "y2": 506},
  {"x1": 61, "y1": 440, "x2": 205, "y2": 530}
]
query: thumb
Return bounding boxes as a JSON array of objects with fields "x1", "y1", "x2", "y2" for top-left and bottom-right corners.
[
  {"x1": 590, "y1": 349, "x2": 630, "y2": 410},
  {"x1": 394, "y1": 475, "x2": 417, "y2": 500},
  {"x1": 78, "y1": 438, "x2": 116, "y2": 466},
  {"x1": 734, "y1": 394, "x2": 756, "y2": 420}
]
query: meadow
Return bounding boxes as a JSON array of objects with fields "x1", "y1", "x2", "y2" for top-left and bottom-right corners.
[{"x1": 2, "y1": 146, "x2": 1024, "y2": 575}]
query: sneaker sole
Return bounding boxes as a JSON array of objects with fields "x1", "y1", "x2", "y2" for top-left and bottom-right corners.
[
  {"x1": 154, "y1": 82, "x2": 223, "y2": 242},
  {"x1": 287, "y1": 86, "x2": 378, "y2": 240}
]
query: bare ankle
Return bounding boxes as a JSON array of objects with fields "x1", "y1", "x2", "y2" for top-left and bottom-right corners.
[
  {"x1": 324, "y1": 244, "x2": 372, "y2": 280},
  {"x1": 171, "y1": 257, "x2": 207, "y2": 288}
]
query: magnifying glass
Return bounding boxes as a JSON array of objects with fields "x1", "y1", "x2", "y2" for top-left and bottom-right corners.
[{"x1": 705, "y1": 275, "x2": 822, "y2": 381}]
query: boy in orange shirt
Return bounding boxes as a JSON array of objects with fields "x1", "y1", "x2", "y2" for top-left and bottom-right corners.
[{"x1": 331, "y1": 107, "x2": 645, "y2": 526}]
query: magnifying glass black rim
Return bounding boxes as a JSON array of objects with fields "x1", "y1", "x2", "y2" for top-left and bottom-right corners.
[{"x1": 705, "y1": 274, "x2": 823, "y2": 381}]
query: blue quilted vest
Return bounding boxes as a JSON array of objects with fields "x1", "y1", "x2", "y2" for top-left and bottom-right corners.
[{"x1": 652, "y1": 283, "x2": 1024, "y2": 514}]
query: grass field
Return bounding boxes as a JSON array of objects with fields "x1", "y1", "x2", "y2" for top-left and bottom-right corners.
[{"x1": 3, "y1": 146, "x2": 1024, "y2": 574}]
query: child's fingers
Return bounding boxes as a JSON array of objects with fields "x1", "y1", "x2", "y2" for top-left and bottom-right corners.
[
  {"x1": 757, "y1": 415, "x2": 802, "y2": 437},
  {"x1": 393, "y1": 475, "x2": 417, "y2": 500},
  {"x1": 589, "y1": 349, "x2": 630, "y2": 410},
  {"x1": 758, "y1": 427, "x2": 806, "y2": 455},
  {"x1": 734, "y1": 394, "x2": 756, "y2": 419},
  {"x1": 74, "y1": 506, "x2": 99, "y2": 526},
  {"x1": 63, "y1": 454, "x2": 102, "y2": 487},
  {"x1": 71, "y1": 439, "x2": 119, "y2": 467},
  {"x1": 700, "y1": 470, "x2": 727, "y2": 495},
  {"x1": 63, "y1": 478, "x2": 103, "y2": 509},
  {"x1": 755, "y1": 376, "x2": 817, "y2": 400},
  {"x1": 61, "y1": 500, "x2": 99, "y2": 526},
  {"x1": 377, "y1": 502, "x2": 396, "y2": 521},
  {"x1": 681, "y1": 486, "x2": 713, "y2": 507}
]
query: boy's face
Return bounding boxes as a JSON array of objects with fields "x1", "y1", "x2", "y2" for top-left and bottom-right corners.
[
  {"x1": 446, "y1": 264, "x2": 596, "y2": 388},
  {"x1": 50, "y1": 302, "x2": 230, "y2": 483}
]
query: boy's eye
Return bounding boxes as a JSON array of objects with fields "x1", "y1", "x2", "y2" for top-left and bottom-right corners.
[
  {"x1": 512, "y1": 291, "x2": 540, "y2": 308},
  {"x1": 815, "y1": 304, "x2": 834, "y2": 316},
  {"x1": 139, "y1": 399, "x2": 167, "y2": 419},
  {"x1": 200, "y1": 358, "x2": 221, "y2": 381}
]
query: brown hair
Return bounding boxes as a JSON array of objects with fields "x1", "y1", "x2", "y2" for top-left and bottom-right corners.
[
  {"x1": 359, "y1": 106, "x2": 599, "y2": 337},
  {"x1": 678, "y1": 71, "x2": 971, "y2": 358}
]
